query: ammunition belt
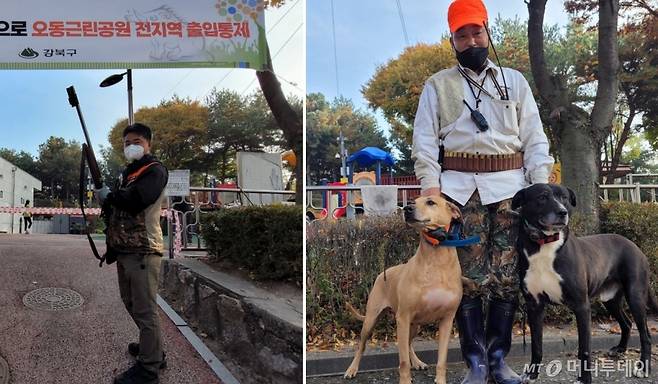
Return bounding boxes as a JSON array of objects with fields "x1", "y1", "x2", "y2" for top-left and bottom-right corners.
[{"x1": 442, "y1": 152, "x2": 523, "y2": 172}]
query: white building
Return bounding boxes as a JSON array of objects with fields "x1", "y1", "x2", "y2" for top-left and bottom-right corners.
[{"x1": 0, "y1": 157, "x2": 42, "y2": 233}]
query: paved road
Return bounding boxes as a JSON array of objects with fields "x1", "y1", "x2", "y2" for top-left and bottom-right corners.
[
  {"x1": 308, "y1": 351, "x2": 658, "y2": 383},
  {"x1": 0, "y1": 234, "x2": 221, "y2": 384}
]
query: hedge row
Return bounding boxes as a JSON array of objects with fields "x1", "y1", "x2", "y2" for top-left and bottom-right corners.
[
  {"x1": 306, "y1": 202, "x2": 658, "y2": 347},
  {"x1": 201, "y1": 205, "x2": 303, "y2": 285}
]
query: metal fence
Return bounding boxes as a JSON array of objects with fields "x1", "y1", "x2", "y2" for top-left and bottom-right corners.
[
  {"x1": 600, "y1": 184, "x2": 658, "y2": 203},
  {"x1": 306, "y1": 184, "x2": 421, "y2": 220},
  {"x1": 167, "y1": 186, "x2": 295, "y2": 256},
  {"x1": 306, "y1": 181, "x2": 658, "y2": 221}
]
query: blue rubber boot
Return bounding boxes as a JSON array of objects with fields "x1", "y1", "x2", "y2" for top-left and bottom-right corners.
[
  {"x1": 456, "y1": 296, "x2": 488, "y2": 384},
  {"x1": 487, "y1": 297, "x2": 522, "y2": 384}
]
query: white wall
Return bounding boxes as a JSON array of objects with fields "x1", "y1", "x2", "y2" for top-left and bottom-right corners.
[{"x1": 0, "y1": 157, "x2": 42, "y2": 233}]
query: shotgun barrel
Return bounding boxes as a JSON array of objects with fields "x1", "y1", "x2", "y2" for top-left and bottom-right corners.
[{"x1": 67, "y1": 86, "x2": 103, "y2": 190}]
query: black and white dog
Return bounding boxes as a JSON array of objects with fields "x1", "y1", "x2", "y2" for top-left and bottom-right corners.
[{"x1": 512, "y1": 183, "x2": 658, "y2": 384}]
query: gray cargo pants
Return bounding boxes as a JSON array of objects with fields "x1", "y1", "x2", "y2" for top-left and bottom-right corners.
[{"x1": 116, "y1": 252, "x2": 163, "y2": 374}]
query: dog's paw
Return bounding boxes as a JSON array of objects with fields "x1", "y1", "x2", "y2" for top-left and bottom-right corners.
[
  {"x1": 344, "y1": 365, "x2": 358, "y2": 379},
  {"x1": 410, "y1": 358, "x2": 428, "y2": 370}
]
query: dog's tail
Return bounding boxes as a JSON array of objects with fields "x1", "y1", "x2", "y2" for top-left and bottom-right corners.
[
  {"x1": 648, "y1": 290, "x2": 658, "y2": 315},
  {"x1": 345, "y1": 302, "x2": 366, "y2": 322}
]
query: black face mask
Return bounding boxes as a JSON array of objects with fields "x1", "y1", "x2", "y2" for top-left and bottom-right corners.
[{"x1": 456, "y1": 46, "x2": 488, "y2": 72}]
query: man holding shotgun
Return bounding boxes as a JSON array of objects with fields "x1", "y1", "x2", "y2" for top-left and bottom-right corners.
[{"x1": 96, "y1": 123, "x2": 169, "y2": 384}]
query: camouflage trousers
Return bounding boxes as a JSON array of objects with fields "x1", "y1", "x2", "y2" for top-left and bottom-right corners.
[{"x1": 448, "y1": 191, "x2": 520, "y2": 302}]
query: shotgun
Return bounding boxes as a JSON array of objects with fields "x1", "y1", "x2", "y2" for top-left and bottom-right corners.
[
  {"x1": 67, "y1": 85, "x2": 113, "y2": 266},
  {"x1": 67, "y1": 86, "x2": 103, "y2": 190}
]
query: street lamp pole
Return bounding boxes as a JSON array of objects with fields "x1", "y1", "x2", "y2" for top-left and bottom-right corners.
[
  {"x1": 127, "y1": 69, "x2": 134, "y2": 125},
  {"x1": 10, "y1": 166, "x2": 16, "y2": 234},
  {"x1": 100, "y1": 69, "x2": 134, "y2": 125}
]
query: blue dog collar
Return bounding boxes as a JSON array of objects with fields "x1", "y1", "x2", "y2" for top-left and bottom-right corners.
[
  {"x1": 424, "y1": 222, "x2": 481, "y2": 247},
  {"x1": 441, "y1": 236, "x2": 481, "y2": 247}
]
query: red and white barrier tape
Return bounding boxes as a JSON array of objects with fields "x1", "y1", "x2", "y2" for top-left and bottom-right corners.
[
  {"x1": 0, "y1": 206, "x2": 101, "y2": 215},
  {"x1": 0, "y1": 206, "x2": 170, "y2": 216},
  {"x1": 5, "y1": 206, "x2": 185, "y2": 258}
]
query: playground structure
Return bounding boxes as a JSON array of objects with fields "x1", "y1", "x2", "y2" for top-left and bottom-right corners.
[{"x1": 310, "y1": 146, "x2": 403, "y2": 219}]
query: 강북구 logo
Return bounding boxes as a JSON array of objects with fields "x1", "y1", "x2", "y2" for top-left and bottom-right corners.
[{"x1": 19, "y1": 47, "x2": 39, "y2": 59}]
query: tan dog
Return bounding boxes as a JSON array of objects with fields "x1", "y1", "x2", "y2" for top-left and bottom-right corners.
[{"x1": 344, "y1": 195, "x2": 463, "y2": 384}]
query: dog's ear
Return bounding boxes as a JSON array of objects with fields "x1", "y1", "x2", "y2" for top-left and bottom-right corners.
[
  {"x1": 511, "y1": 189, "x2": 525, "y2": 210},
  {"x1": 567, "y1": 187, "x2": 577, "y2": 207},
  {"x1": 446, "y1": 201, "x2": 463, "y2": 222}
]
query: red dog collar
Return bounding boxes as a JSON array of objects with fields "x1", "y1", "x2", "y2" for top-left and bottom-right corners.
[{"x1": 535, "y1": 233, "x2": 561, "y2": 245}]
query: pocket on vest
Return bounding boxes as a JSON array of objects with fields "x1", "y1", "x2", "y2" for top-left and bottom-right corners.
[{"x1": 489, "y1": 99, "x2": 519, "y2": 136}]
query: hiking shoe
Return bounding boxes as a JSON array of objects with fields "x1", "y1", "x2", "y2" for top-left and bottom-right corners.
[
  {"x1": 127, "y1": 343, "x2": 168, "y2": 369},
  {"x1": 113, "y1": 363, "x2": 159, "y2": 384},
  {"x1": 128, "y1": 342, "x2": 140, "y2": 357}
]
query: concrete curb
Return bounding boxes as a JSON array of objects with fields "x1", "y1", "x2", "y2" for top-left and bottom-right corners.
[
  {"x1": 157, "y1": 295, "x2": 240, "y2": 384},
  {"x1": 306, "y1": 334, "x2": 644, "y2": 377}
]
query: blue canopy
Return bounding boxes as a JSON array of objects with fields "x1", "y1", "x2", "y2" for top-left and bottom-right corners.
[{"x1": 346, "y1": 147, "x2": 396, "y2": 167}]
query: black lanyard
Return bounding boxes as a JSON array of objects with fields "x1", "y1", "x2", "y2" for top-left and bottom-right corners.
[{"x1": 457, "y1": 66, "x2": 509, "y2": 106}]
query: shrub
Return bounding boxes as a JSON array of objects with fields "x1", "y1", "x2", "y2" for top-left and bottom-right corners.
[
  {"x1": 306, "y1": 202, "x2": 658, "y2": 347},
  {"x1": 201, "y1": 205, "x2": 302, "y2": 285},
  {"x1": 306, "y1": 214, "x2": 418, "y2": 345},
  {"x1": 600, "y1": 202, "x2": 658, "y2": 296}
]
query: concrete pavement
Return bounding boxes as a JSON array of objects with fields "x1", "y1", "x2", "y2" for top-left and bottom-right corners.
[
  {"x1": 308, "y1": 352, "x2": 658, "y2": 383},
  {"x1": 0, "y1": 234, "x2": 222, "y2": 384},
  {"x1": 307, "y1": 318, "x2": 658, "y2": 376}
]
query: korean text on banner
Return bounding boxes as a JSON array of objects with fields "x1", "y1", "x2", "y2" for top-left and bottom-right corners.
[{"x1": 1, "y1": 0, "x2": 268, "y2": 70}]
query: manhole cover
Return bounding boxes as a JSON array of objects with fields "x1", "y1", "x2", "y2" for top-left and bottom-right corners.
[
  {"x1": 0, "y1": 355, "x2": 8, "y2": 384},
  {"x1": 22, "y1": 287, "x2": 84, "y2": 311}
]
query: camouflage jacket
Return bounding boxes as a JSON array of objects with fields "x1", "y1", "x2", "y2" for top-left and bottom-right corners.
[{"x1": 106, "y1": 154, "x2": 168, "y2": 255}]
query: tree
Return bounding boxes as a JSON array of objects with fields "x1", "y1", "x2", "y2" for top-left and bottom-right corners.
[
  {"x1": 362, "y1": 41, "x2": 456, "y2": 171},
  {"x1": 306, "y1": 93, "x2": 389, "y2": 183},
  {"x1": 601, "y1": 19, "x2": 657, "y2": 181},
  {"x1": 254, "y1": 0, "x2": 303, "y2": 203},
  {"x1": 361, "y1": 18, "x2": 596, "y2": 172},
  {"x1": 36, "y1": 137, "x2": 82, "y2": 202},
  {"x1": 99, "y1": 145, "x2": 124, "y2": 188},
  {"x1": 107, "y1": 96, "x2": 209, "y2": 184},
  {"x1": 257, "y1": 51, "x2": 303, "y2": 204},
  {"x1": 0, "y1": 148, "x2": 37, "y2": 175},
  {"x1": 527, "y1": 0, "x2": 620, "y2": 234},
  {"x1": 621, "y1": 134, "x2": 658, "y2": 174},
  {"x1": 205, "y1": 88, "x2": 286, "y2": 183}
]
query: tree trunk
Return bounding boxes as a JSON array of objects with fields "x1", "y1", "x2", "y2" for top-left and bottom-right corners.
[
  {"x1": 591, "y1": 0, "x2": 620, "y2": 152},
  {"x1": 605, "y1": 109, "x2": 636, "y2": 184},
  {"x1": 256, "y1": 58, "x2": 303, "y2": 205},
  {"x1": 527, "y1": 0, "x2": 619, "y2": 234},
  {"x1": 559, "y1": 106, "x2": 600, "y2": 234},
  {"x1": 220, "y1": 151, "x2": 227, "y2": 184}
]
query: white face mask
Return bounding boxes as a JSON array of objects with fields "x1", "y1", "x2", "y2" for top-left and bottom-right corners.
[{"x1": 124, "y1": 144, "x2": 145, "y2": 162}]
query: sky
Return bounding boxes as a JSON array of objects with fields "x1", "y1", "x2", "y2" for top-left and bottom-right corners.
[
  {"x1": 307, "y1": 0, "x2": 568, "y2": 139},
  {"x1": 0, "y1": 0, "x2": 304, "y2": 157}
]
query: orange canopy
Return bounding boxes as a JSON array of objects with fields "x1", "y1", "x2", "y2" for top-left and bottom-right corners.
[{"x1": 447, "y1": 0, "x2": 488, "y2": 33}]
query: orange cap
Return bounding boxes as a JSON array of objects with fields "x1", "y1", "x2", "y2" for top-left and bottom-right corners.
[{"x1": 447, "y1": 0, "x2": 488, "y2": 33}]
